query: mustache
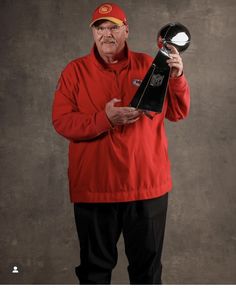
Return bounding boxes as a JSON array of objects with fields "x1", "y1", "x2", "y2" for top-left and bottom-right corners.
[{"x1": 101, "y1": 38, "x2": 116, "y2": 43}]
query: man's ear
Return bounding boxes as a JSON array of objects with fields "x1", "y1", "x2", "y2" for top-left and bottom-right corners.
[{"x1": 125, "y1": 24, "x2": 129, "y2": 39}]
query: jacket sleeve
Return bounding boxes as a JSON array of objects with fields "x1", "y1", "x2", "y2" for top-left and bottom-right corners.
[
  {"x1": 52, "y1": 62, "x2": 112, "y2": 142},
  {"x1": 165, "y1": 74, "x2": 190, "y2": 121}
]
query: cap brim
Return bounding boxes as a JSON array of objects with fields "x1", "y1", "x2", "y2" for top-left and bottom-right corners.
[{"x1": 90, "y1": 17, "x2": 123, "y2": 27}]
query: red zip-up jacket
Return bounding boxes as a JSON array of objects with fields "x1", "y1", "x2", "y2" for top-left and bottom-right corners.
[{"x1": 52, "y1": 45, "x2": 190, "y2": 203}]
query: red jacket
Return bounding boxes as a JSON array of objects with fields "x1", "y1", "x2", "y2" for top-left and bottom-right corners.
[{"x1": 52, "y1": 45, "x2": 190, "y2": 203}]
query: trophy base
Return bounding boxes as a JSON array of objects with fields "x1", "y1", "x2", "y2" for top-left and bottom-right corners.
[{"x1": 130, "y1": 49, "x2": 170, "y2": 113}]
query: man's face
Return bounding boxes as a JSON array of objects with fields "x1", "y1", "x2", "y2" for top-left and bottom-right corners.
[{"x1": 92, "y1": 20, "x2": 129, "y2": 59}]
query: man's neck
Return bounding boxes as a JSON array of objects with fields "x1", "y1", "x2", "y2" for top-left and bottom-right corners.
[{"x1": 100, "y1": 49, "x2": 126, "y2": 64}]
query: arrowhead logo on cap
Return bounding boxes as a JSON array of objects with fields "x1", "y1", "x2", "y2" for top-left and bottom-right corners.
[{"x1": 99, "y1": 4, "x2": 112, "y2": 14}]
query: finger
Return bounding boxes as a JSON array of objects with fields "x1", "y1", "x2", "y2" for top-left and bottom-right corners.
[
  {"x1": 166, "y1": 44, "x2": 179, "y2": 54},
  {"x1": 168, "y1": 54, "x2": 181, "y2": 61},
  {"x1": 168, "y1": 63, "x2": 182, "y2": 70},
  {"x1": 126, "y1": 110, "x2": 143, "y2": 118},
  {"x1": 167, "y1": 62, "x2": 182, "y2": 69},
  {"x1": 167, "y1": 57, "x2": 182, "y2": 64},
  {"x1": 120, "y1": 106, "x2": 137, "y2": 112},
  {"x1": 168, "y1": 51, "x2": 181, "y2": 58},
  {"x1": 125, "y1": 115, "x2": 141, "y2": 124},
  {"x1": 167, "y1": 57, "x2": 181, "y2": 63},
  {"x1": 126, "y1": 116, "x2": 140, "y2": 124},
  {"x1": 168, "y1": 57, "x2": 182, "y2": 65}
]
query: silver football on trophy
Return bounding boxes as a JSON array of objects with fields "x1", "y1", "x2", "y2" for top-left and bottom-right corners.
[{"x1": 157, "y1": 22, "x2": 191, "y2": 53}]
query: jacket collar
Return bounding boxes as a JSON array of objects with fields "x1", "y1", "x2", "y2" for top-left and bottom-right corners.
[{"x1": 90, "y1": 42, "x2": 130, "y2": 71}]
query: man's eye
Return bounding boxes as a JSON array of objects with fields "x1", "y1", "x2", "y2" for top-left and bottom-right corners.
[{"x1": 111, "y1": 26, "x2": 118, "y2": 31}]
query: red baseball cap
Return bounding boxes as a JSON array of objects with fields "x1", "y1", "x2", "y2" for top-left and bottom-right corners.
[{"x1": 90, "y1": 3, "x2": 127, "y2": 27}]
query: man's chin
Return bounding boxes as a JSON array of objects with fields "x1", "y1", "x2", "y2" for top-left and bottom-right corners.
[
  {"x1": 102, "y1": 48, "x2": 116, "y2": 54},
  {"x1": 102, "y1": 43, "x2": 115, "y2": 49}
]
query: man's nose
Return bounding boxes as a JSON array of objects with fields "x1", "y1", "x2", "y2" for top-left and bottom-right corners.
[{"x1": 103, "y1": 27, "x2": 112, "y2": 36}]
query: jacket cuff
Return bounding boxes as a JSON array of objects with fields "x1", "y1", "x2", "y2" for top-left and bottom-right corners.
[
  {"x1": 169, "y1": 73, "x2": 187, "y2": 90},
  {"x1": 95, "y1": 110, "x2": 113, "y2": 134}
]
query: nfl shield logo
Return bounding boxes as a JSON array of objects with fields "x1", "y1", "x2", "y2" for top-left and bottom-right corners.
[{"x1": 150, "y1": 74, "x2": 164, "y2": 87}]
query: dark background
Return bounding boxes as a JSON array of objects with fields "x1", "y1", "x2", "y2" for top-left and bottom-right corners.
[{"x1": 0, "y1": 0, "x2": 235, "y2": 284}]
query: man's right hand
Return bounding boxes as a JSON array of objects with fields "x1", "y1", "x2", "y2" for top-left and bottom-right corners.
[{"x1": 105, "y1": 98, "x2": 142, "y2": 127}]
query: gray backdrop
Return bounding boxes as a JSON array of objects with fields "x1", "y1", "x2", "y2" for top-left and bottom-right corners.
[{"x1": 0, "y1": 0, "x2": 235, "y2": 284}]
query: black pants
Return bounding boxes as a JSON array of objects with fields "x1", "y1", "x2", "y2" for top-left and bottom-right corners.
[{"x1": 74, "y1": 193, "x2": 168, "y2": 284}]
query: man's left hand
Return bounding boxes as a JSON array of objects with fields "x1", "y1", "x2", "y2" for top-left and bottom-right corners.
[{"x1": 166, "y1": 44, "x2": 183, "y2": 78}]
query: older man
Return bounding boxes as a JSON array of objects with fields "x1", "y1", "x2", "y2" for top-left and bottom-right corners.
[{"x1": 52, "y1": 2, "x2": 190, "y2": 285}]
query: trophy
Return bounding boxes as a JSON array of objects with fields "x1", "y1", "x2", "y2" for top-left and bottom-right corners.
[{"x1": 130, "y1": 22, "x2": 191, "y2": 114}]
